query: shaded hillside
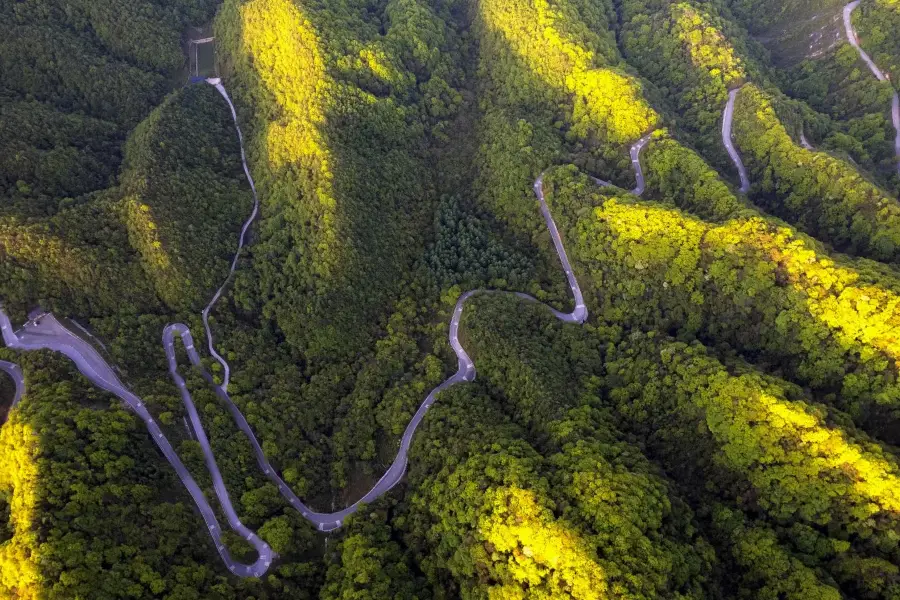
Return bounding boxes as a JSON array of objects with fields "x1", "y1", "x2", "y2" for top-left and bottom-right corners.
[{"x1": 3, "y1": 0, "x2": 900, "y2": 598}]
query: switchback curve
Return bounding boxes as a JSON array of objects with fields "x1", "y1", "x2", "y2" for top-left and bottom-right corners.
[
  {"x1": 591, "y1": 133, "x2": 652, "y2": 194},
  {"x1": 0, "y1": 169, "x2": 584, "y2": 576},
  {"x1": 0, "y1": 311, "x2": 275, "y2": 577},
  {"x1": 0, "y1": 76, "x2": 653, "y2": 577}
]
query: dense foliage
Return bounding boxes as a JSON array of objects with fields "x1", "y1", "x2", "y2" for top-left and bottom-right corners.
[
  {"x1": 215, "y1": 0, "x2": 466, "y2": 361},
  {"x1": 119, "y1": 84, "x2": 254, "y2": 311},
  {"x1": 6, "y1": 0, "x2": 900, "y2": 598},
  {"x1": 733, "y1": 84, "x2": 900, "y2": 264},
  {"x1": 403, "y1": 380, "x2": 714, "y2": 599},
  {"x1": 603, "y1": 333, "x2": 900, "y2": 599},
  {"x1": 546, "y1": 166, "x2": 900, "y2": 444},
  {"x1": 619, "y1": 0, "x2": 752, "y2": 168},
  {"x1": 855, "y1": 0, "x2": 900, "y2": 88},
  {"x1": 783, "y1": 43, "x2": 899, "y2": 187},
  {"x1": 0, "y1": 355, "x2": 278, "y2": 600},
  {"x1": 725, "y1": 0, "x2": 846, "y2": 34},
  {"x1": 471, "y1": 0, "x2": 656, "y2": 234}
]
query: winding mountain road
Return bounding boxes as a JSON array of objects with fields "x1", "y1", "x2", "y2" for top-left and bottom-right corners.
[
  {"x1": 591, "y1": 133, "x2": 652, "y2": 194},
  {"x1": 723, "y1": 87, "x2": 751, "y2": 193},
  {"x1": 0, "y1": 311, "x2": 275, "y2": 577},
  {"x1": 630, "y1": 134, "x2": 652, "y2": 196},
  {"x1": 0, "y1": 76, "x2": 655, "y2": 577},
  {"x1": 844, "y1": 0, "x2": 900, "y2": 174},
  {"x1": 800, "y1": 131, "x2": 814, "y2": 150},
  {"x1": 202, "y1": 79, "x2": 259, "y2": 393},
  {"x1": 0, "y1": 171, "x2": 582, "y2": 574}
]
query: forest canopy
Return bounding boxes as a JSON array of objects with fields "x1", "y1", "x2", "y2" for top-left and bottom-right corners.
[{"x1": 4, "y1": 0, "x2": 900, "y2": 598}]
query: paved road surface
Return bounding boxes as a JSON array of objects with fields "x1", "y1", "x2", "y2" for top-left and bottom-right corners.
[
  {"x1": 800, "y1": 131, "x2": 814, "y2": 150},
  {"x1": 630, "y1": 134, "x2": 652, "y2": 196},
  {"x1": 201, "y1": 79, "x2": 260, "y2": 393},
  {"x1": 0, "y1": 77, "x2": 654, "y2": 577},
  {"x1": 723, "y1": 87, "x2": 751, "y2": 193},
  {"x1": 591, "y1": 133, "x2": 652, "y2": 195},
  {"x1": 0, "y1": 360, "x2": 24, "y2": 410},
  {"x1": 0, "y1": 310, "x2": 276, "y2": 577},
  {"x1": 844, "y1": 0, "x2": 900, "y2": 174},
  {"x1": 0, "y1": 166, "x2": 586, "y2": 574}
]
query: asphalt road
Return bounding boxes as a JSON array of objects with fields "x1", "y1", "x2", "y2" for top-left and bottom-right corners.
[
  {"x1": 0, "y1": 360, "x2": 24, "y2": 410},
  {"x1": 630, "y1": 134, "x2": 652, "y2": 196},
  {"x1": 6, "y1": 6, "x2": 897, "y2": 577},
  {"x1": 0, "y1": 164, "x2": 587, "y2": 574},
  {"x1": 0, "y1": 76, "x2": 652, "y2": 577},
  {"x1": 844, "y1": 0, "x2": 900, "y2": 174},
  {"x1": 800, "y1": 131, "x2": 814, "y2": 150},
  {"x1": 723, "y1": 87, "x2": 751, "y2": 193},
  {"x1": 591, "y1": 133, "x2": 651, "y2": 195},
  {"x1": 201, "y1": 79, "x2": 261, "y2": 393},
  {"x1": 0, "y1": 310, "x2": 275, "y2": 577}
]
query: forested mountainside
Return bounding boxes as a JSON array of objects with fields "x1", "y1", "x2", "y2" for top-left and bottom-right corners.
[{"x1": 4, "y1": 0, "x2": 900, "y2": 598}]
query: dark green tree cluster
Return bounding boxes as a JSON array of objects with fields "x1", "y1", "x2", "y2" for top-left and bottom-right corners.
[
  {"x1": 618, "y1": 0, "x2": 755, "y2": 167},
  {"x1": 55, "y1": 0, "x2": 208, "y2": 73},
  {"x1": 0, "y1": 17, "x2": 167, "y2": 127},
  {"x1": 543, "y1": 166, "x2": 900, "y2": 444},
  {"x1": 425, "y1": 194, "x2": 534, "y2": 290},
  {"x1": 603, "y1": 332, "x2": 900, "y2": 599},
  {"x1": 0, "y1": 101, "x2": 120, "y2": 218},
  {"x1": 215, "y1": 0, "x2": 467, "y2": 361},
  {"x1": 0, "y1": 354, "x2": 285, "y2": 600},
  {"x1": 733, "y1": 84, "x2": 900, "y2": 264},
  {"x1": 118, "y1": 84, "x2": 255, "y2": 311},
  {"x1": 5, "y1": 0, "x2": 900, "y2": 598},
  {"x1": 725, "y1": 0, "x2": 846, "y2": 34},
  {"x1": 321, "y1": 501, "x2": 431, "y2": 600},
  {"x1": 783, "y1": 42, "x2": 899, "y2": 180},
  {"x1": 451, "y1": 294, "x2": 847, "y2": 598},
  {"x1": 855, "y1": 0, "x2": 900, "y2": 88},
  {"x1": 402, "y1": 380, "x2": 714, "y2": 599}
]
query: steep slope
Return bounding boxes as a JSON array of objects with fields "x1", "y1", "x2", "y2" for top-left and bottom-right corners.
[
  {"x1": 733, "y1": 83, "x2": 900, "y2": 263},
  {"x1": 546, "y1": 166, "x2": 900, "y2": 445},
  {"x1": 119, "y1": 84, "x2": 254, "y2": 312},
  {"x1": 461, "y1": 294, "x2": 848, "y2": 599},
  {"x1": 618, "y1": 0, "x2": 758, "y2": 169},
  {"x1": 4, "y1": 0, "x2": 900, "y2": 598},
  {"x1": 728, "y1": 0, "x2": 846, "y2": 65},
  {"x1": 854, "y1": 0, "x2": 900, "y2": 85},
  {"x1": 215, "y1": 0, "x2": 460, "y2": 360},
  {"x1": 0, "y1": 0, "x2": 221, "y2": 320},
  {"x1": 403, "y1": 380, "x2": 716, "y2": 599},
  {"x1": 616, "y1": 0, "x2": 900, "y2": 266}
]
